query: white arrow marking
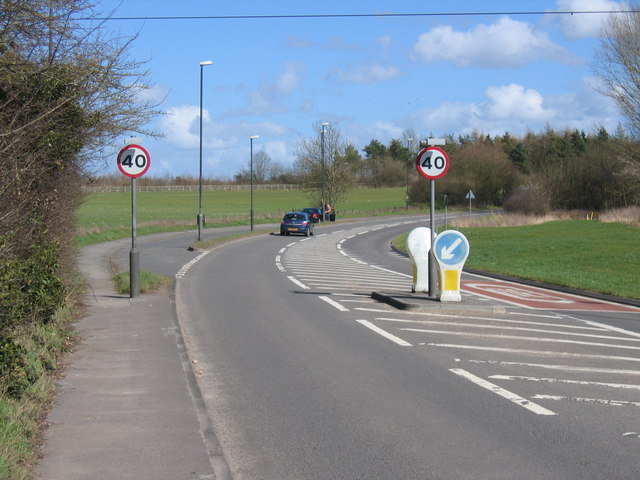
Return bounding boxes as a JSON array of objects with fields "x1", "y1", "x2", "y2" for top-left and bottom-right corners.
[{"x1": 440, "y1": 237, "x2": 462, "y2": 260}]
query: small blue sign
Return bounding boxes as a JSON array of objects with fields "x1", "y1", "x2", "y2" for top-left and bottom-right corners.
[{"x1": 433, "y1": 230, "x2": 469, "y2": 266}]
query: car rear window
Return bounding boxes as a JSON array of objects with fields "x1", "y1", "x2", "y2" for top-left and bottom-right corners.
[{"x1": 284, "y1": 214, "x2": 304, "y2": 221}]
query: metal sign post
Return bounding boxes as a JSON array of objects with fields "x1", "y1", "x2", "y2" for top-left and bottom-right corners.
[
  {"x1": 117, "y1": 143, "x2": 151, "y2": 298},
  {"x1": 466, "y1": 189, "x2": 476, "y2": 215},
  {"x1": 416, "y1": 139, "x2": 448, "y2": 298}
]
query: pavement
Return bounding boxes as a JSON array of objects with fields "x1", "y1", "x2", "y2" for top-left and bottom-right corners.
[{"x1": 37, "y1": 236, "x2": 232, "y2": 480}]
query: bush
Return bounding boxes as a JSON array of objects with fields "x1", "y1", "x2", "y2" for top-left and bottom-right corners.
[
  {"x1": 504, "y1": 182, "x2": 551, "y2": 215},
  {"x1": 0, "y1": 239, "x2": 66, "y2": 334}
]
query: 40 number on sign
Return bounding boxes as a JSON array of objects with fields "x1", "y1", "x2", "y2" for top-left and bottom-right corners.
[
  {"x1": 416, "y1": 146, "x2": 449, "y2": 180},
  {"x1": 117, "y1": 144, "x2": 151, "y2": 178}
]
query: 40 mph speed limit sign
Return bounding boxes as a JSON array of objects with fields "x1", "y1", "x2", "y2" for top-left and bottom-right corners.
[
  {"x1": 117, "y1": 144, "x2": 151, "y2": 178},
  {"x1": 416, "y1": 146, "x2": 449, "y2": 179}
]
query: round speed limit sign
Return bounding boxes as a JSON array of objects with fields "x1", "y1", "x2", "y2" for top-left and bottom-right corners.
[
  {"x1": 117, "y1": 144, "x2": 151, "y2": 178},
  {"x1": 416, "y1": 146, "x2": 449, "y2": 179}
]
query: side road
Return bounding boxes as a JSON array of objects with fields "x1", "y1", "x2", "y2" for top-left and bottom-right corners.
[{"x1": 37, "y1": 231, "x2": 236, "y2": 480}]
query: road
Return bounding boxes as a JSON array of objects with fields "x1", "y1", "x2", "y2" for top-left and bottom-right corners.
[{"x1": 151, "y1": 217, "x2": 640, "y2": 479}]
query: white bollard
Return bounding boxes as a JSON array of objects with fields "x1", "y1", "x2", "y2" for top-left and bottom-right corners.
[{"x1": 406, "y1": 227, "x2": 431, "y2": 293}]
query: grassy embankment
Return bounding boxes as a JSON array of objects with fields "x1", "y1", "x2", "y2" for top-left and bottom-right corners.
[{"x1": 394, "y1": 210, "x2": 640, "y2": 300}]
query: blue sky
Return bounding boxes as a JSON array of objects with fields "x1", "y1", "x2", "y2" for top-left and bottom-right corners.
[{"x1": 98, "y1": 0, "x2": 625, "y2": 179}]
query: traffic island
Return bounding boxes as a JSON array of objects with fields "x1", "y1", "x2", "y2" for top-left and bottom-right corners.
[{"x1": 371, "y1": 291, "x2": 507, "y2": 315}]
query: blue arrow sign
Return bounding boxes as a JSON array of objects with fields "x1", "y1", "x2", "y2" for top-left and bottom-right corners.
[{"x1": 433, "y1": 230, "x2": 469, "y2": 266}]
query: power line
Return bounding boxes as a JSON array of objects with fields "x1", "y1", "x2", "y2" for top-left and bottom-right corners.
[{"x1": 77, "y1": 10, "x2": 640, "y2": 22}]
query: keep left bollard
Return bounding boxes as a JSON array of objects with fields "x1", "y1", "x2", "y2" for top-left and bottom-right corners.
[{"x1": 432, "y1": 230, "x2": 469, "y2": 302}]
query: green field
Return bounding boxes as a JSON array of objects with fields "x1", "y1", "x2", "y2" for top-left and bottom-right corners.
[
  {"x1": 396, "y1": 220, "x2": 639, "y2": 300},
  {"x1": 75, "y1": 186, "x2": 415, "y2": 245}
]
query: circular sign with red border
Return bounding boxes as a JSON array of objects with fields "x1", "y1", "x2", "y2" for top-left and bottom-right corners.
[
  {"x1": 416, "y1": 146, "x2": 449, "y2": 179},
  {"x1": 117, "y1": 144, "x2": 151, "y2": 178}
]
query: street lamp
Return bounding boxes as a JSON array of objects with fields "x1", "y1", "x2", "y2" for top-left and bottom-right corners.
[
  {"x1": 406, "y1": 137, "x2": 413, "y2": 210},
  {"x1": 249, "y1": 135, "x2": 259, "y2": 231},
  {"x1": 321, "y1": 122, "x2": 329, "y2": 220},
  {"x1": 198, "y1": 60, "x2": 212, "y2": 242}
]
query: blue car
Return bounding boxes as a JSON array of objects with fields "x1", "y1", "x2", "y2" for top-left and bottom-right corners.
[
  {"x1": 280, "y1": 212, "x2": 314, "y2": 236},
  {"x1": 302, "y1": 207, "x2": 323, "y2": 223}
]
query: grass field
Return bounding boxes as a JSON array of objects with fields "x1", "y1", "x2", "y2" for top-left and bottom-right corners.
[
  {"x1": 395, "y1": 220, "x2": 639, "y2": 300},
  {"x1": 75, "y1": 186, "x2": 415, "y2": 246}
]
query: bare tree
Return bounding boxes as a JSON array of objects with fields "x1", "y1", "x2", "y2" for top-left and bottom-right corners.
[
  {"x1": 294, "y1": 122, "x2": 361, "y2": 208},
  {"x1": 0, "y1": 0, "x2": 161, "y2": 258},
  {"x1": 594, "y1": 5, "x2": 640, "y2": 138}
]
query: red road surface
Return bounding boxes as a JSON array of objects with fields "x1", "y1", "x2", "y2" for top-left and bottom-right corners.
[{"x1": 462, "y1": 280, "x2": 640, "y2": 313}]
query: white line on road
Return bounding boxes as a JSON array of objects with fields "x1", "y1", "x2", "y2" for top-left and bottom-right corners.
[
  {"x1": 403, "y1": 329, "x2": 640, "y2": 351},
  {"x1": 469, "y1": 359, "x2": 640, "y2": 375},
  {"x1": 570, "y1": 316, "x2": 640, "y2": 339},
  {"x1": 489, "y1": 375, "x2": 640, "y2": 390},
  {"x1": 376, "y1": 314, "x2": 609, "y2": 331},
  {"x1": 532, "y1": 394, "x2": 640, "y2": 408},
  {"x1": 450, "y1": 368, "x2": 556, "y2": 416},
  {"x1": 429, "y1": 343, "x2": 640, "y2": 364},
  {"x1": 378, "y1": 319, "x2": 640, "y2": 341},
  {"x1": 357, "y1": 320, "x2": 412, "y2": 346},
  {"x1": 287, "y1": 276, "x2": 309, "y2": 289},
  {"x1": 319, "y1": 296, "x2": 349, "y2": 312}
]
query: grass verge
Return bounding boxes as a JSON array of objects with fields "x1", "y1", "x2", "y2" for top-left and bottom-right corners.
[
  {"x1": 394, "y1": 217, "x2": 639, "y2": 300},
  {"x1": 113, "y1": 270, "x2": 172, "y2": 295},
  {"x1": 0, "y1": 306, "x2": 75, "y2": 480}
]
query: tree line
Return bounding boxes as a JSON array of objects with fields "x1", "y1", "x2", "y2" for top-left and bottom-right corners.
[{"x1": 240, "y1": 123, "x2": 637, "y2": 214}]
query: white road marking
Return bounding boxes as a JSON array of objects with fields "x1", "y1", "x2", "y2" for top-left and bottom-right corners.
[
  {"x1": 356, "y1": 308, "x2": 393, "y2": 313},
  {"x1": 532, "y1": 395, "x2": 640, "y2": 408},
  {"x1": 370, "y1": 264, "x2": 412, "y2": 277},
  {"x1": 571, "y1": 316, "x2": 640, "y2": 339},
  {"x1": 402, "y1": 329, "x2": 640, "y2": 351},
  {"x1": 319, "y1": 295, "x2": 349, "y2": 312},
  {"x1": 287, "y1": 276, "x2": 309, "y2": 289},
  {"x1": 450, "y1": 369, "x2": 556, "y2": 416},
  {"x1": 430, "y1": 344, "x2": 640, "y2": 364},
  {"x1": 470, "y1": 359, "x2": 640, "y2": 374},
  {"x1": 375, "y1": 318, "x2": 639, "y2": 341},
  {"x1": 357, "y1": 320, "x2": 412, "y2": 346},
  {"x1": 175, "y1": 250, "x2": 211, "y2": 279},
  {"x1": 376, "y1": 314, "x2": 608, "y2": 331},
  {"x1": 489, "y1": 375, "x2": 640, "y2": 390}
]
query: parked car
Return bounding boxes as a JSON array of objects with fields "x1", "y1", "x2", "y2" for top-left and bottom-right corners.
[
  {"x1": 302, "y1": 207, "x2": 323, "y2": 223},
  {"x1": 280, "y1": 212, "x2": 314, "y2": 236}
]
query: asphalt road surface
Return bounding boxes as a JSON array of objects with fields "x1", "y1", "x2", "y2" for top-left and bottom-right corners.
[{"x1": 147, "y1": 217, "x2": 640, "y2": 480}]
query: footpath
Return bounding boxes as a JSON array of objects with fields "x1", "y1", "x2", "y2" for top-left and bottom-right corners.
[{"x1": 37, "y1": 235, "x2": 232, "y2": 480}]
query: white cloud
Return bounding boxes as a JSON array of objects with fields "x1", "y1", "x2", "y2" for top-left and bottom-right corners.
[
  {"x1": 553, "y1": 0, "x2": 622, "y2": 39},
  {"x1": 225, "y1": 63, "x2": 305, "y2": 117},
  {"x1": 160, "y1": 105, "x2": 202, "y2": 149},
  {"x1": 332, "y1": 63, "x2": 401, "y2": 84},
  {"x1": 484, "y1": 84, "x2": 554, "y2": 123},
  {"x1": 412, "y1": 16, "x2": 578, "y2": 68},
  {"x1": 407, "y1": 80, "x2": 618, "y2": 137},
  {"x1": 276, "y1": 64, "x2": 301, "y2": 93}
]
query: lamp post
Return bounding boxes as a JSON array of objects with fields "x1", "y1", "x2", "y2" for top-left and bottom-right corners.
[
  {"x1": 320, "y1": 122, "x2": 329, "y2": 220},
  {"x1": 249, "y1": 135, "x2": 259, "y2": 231},
  {"x1": 197, "y1": 60, "x2": 212, "y2": 242},
  {"x1": 406, "y1": 137, "x2": 413, "y2": 210}
]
